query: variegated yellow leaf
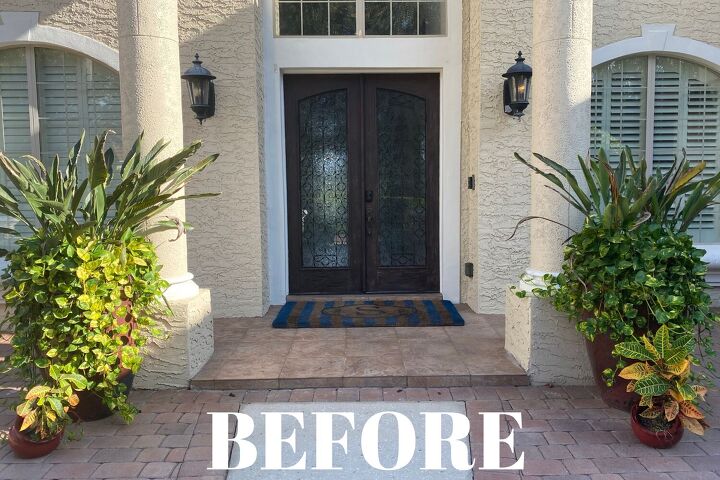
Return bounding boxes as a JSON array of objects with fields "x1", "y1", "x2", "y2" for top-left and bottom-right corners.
[
  {"x1": 626, "y1": 381, "x2": 636, "y2": 393},
  {"x1": 679, "y1": 401, "x2": 705, "y2": 420},
  {"x1": 666, "y1": 359, "x2": 690, "y2": 377},
  {"x1": 680, "y1": 415, "x2": 705, "y2": 436},
  {"x1": 619, "y1": 362, "x2": 650, "y2": 380},
  {"x1": 20, "y1": 411, "x2": 37, "y2": 431},
  {"x1": 665, "y1": 400, "x2": 679, "y2": 422},
  {"x1": 68, "y1": 393, "x2": 79, "y2": 407},
  {"x1": 642, "y1": 336, "x2": 660, "y2": 360},
  {"x1": 669, "y1": 388, "x2": 684, "y2": 402},
  {"x1": 639, "y1": 406, "x2": 662, "y2": 419}
]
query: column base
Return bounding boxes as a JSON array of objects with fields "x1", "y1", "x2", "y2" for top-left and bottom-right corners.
[
  {"x1": 505, "y1": 288, "x2": 593, "y2": 385},
  {"x1": 135, "y1": 288, "x2": 214, "y2": 389}
]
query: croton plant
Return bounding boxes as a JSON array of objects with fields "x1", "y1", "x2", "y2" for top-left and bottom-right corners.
[{"x1": 615, "y1": 325, "x2": 709, "y2": 435}]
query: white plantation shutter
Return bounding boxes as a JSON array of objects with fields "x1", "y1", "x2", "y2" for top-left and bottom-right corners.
[
  {"x1": 0, "y1": 47, "x2": 122, "y2": 251},
  {"x1": 0, "y1": 48, "x2": 33, "y2": 250},
  {"x1": 653, "y1": 57, "x2": 720, "y2": 243},
  {"x1": 590, "y1": 57, "x2": 648, "y2": 166},
  {"x1": 35, "y1": 48, "x2": 122, "y2": 172},
  {"x1": 592, "y1": 55, "x2": 720, "y2": 244}
]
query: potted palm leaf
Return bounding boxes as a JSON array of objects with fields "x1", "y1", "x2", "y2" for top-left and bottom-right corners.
[
  {"x1": 0, "y1": 130, "x2": 218, "y2": 423},
  {"x1": 513, "y1": 147, "x2": 719, "y2": 409}
]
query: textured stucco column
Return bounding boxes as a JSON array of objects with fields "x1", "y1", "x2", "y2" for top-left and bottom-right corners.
[
  {"x1": 505, "y1": 0, "x2": 594, "y2": 385},
  {"x1": 117, "y1": 0, "x2": 213, "y2": 388}
]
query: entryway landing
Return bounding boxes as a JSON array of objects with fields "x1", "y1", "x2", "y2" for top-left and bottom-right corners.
[{"x1": 190, "y1": 304, "x2": 528, "y2": 390}]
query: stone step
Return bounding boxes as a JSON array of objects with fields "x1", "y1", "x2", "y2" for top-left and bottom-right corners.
[
  {"x1": 191, "y1": 373, "x2": 529, "y2": 391},
  {"x1": 286, "y1": 293, "x2": 444, "y2": 302}
]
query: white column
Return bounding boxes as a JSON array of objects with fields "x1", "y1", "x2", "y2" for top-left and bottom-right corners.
[
  {"x1": 117, "y1": 0, "x2": 213, "y2": 388},
  {"x1": 505, "y1": 0, "x2": 594, "y2": 385}
]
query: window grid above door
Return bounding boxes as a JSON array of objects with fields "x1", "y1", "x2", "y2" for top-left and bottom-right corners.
[{"x1": 276, "y1": 0, "x2": 447, "y2": 37}]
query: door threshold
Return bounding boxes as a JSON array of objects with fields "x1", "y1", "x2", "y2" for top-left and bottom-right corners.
[{"x1": 286, "y1": 293, "x2": 444, "y2": 302}]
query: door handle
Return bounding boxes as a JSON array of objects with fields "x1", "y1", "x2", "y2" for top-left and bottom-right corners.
[
  {"x1": 366, "y1": 212, "x2": 374, "y2": 237},
  {"x1": 365, "y1": 190, "x2": 374, "y2": 203}
]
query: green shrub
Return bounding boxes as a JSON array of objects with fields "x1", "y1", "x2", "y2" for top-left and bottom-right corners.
[{"x1": 3, "y1": 231, "x2": 167, "y2": 421}]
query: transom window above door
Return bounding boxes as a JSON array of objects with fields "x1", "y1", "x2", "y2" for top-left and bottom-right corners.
[
  {"x1": 591, "y1": 55, "x2": 720, "y2": 243},
  {"x1": 276, "y1": 0, "x2": 447, "y2": 36}
]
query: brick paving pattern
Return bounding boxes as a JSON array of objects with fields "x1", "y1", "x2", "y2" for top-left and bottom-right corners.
[{"x1": 0, "y1": 381, "x2": 717, "y2": 479}]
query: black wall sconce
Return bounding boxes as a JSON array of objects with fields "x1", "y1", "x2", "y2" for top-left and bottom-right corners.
[
  {"x1": 503, "y1": 51, "x2": 532, "y2": 117},
  {"x1": 181, "y1": 53, "x2": 216, "y2": 124}
]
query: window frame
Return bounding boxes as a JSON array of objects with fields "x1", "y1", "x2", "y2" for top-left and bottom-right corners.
[
  {"x1": 592, "y1": 52, "x2": 720, "y2": 284},
  {"x1": 273, "y1": 0, "x2": 448, "y2": 38}
]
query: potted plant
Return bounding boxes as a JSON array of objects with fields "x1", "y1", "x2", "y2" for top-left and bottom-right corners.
[
  {"x1": 614, "y1": 325, "x2": 709, "y2": 448},
  {"x1": 8, "y1": 371, "x2": 87, "y2": 458},
  {"x1": 0, "y1": 130, "x2": 218, "y2": 422},
  {"x1": 513, "y1": 147, "x2": 718, "y2": 409}
]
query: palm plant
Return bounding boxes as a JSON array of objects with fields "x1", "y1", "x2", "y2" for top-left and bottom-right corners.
[
  {"x1": 0, "y1": 130, "x2": 218, "y2": 252},
  {"x1": 512, "y1": 147, "x2": 720, "y2": 235}
]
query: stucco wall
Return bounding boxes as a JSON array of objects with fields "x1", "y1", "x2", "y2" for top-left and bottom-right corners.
[
  {"x1": 0, "y1": 0, "x2": 267, "y2": 318},
  {"x1": 462, "y1": 0, "x2": 720, "y2": 314},
  {"x1": 461, "y1": 0, "x2": 533, "y2": 314}
]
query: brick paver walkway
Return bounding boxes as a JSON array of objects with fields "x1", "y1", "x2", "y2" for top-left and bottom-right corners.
[{"x1": 0, "y1": 383, "x2": 718, "y2": 479}]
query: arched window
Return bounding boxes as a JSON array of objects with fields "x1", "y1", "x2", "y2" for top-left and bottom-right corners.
[
  {"x1": 0, "y1": 46, "x2": 121, "y2": 249},
  {"x1": 591, "y1": 55, "x2": 720, "y2": 243}
]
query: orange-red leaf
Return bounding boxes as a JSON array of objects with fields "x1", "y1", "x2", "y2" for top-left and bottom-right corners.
[{"x1": 680, "y1": 401, "x2": 705, "y2": 420}]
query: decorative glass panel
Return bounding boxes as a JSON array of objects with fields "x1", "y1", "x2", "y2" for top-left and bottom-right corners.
[
  {"x1": 277, "y1": 0, "x2": 356, "y2": 36},
  {"x1": 279, "y1": 3, "x2": 301, "y2": 35},
  {"x1": 365, "y1": 0, "x2": 446, "y2": 36},
  {"x1": 365, "y1": 2, "x2": 390, "y2": 35},
  {"x1": 376, "y1": 89, "x2": 426, "y2": 266},
  {"x1": 277, "y1": 0, "x2": 446, "y2": 36},
  {"x1": 299, "y1": 90, "x2": 350, "y2": 268}
]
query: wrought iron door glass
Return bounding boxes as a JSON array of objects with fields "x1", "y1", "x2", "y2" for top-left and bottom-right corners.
[
  {"x1": 376, "y1": 88, "x2": 427, "y2": 267},
  {"x1": 298, "y1": 90, "x2": 350, "y2": 268}
]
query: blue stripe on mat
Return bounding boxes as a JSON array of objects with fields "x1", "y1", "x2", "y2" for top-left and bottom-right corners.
[{"x1": 272, "y1": 299, "x2": 465, "y2": 328}]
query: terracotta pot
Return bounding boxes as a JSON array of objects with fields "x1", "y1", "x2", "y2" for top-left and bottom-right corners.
[
  {"x1": 586, "y1": 333, "x2": 637, "y2": 411},
  {"x1": 8, "y1": 416, "x2": 63, "y2": 459},
  {"x1": 630, "y1": 402, "x2": 683, "y2": 449}
]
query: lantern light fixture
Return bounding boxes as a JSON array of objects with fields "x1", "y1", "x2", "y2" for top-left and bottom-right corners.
[
  {"x1": 181, "y1": 53, "x2": 216, "y2": 124},
  {"x1": 502, "y1": 51, "x2": 532, "y2": 118}
]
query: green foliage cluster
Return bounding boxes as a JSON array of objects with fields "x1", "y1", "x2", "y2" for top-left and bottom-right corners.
[
  {"x1": 522, "y1": 223, "x2": 715, "y2": 359},
  {"x1": 15, "y1": 375, "x2": 87, "y2": 441},
  {"x1": 0, "y1": 131, "x2": 218, "y2": 439},
  {"x1": 513, "y1": 146, "x2": 718, "y2": 381},
  {"x1": 3, "y1": 232, "x2": 168, "y2": 424}
]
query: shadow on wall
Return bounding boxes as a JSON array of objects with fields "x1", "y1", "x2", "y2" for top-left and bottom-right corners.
[{"x1": 176, "y1": 2, "x2": 268, "y2": 319}]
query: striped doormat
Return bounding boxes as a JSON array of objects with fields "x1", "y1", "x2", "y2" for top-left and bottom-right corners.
[{"x1": 272, "y1": 300, "x2": 465, "y2": 328}]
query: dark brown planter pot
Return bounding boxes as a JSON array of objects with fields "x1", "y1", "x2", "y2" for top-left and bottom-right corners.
[
  {"x1": 8, "y1": 416, "x2": 63, "y2": 459},
  {"x1": 71, "y1": 371, "x2": 135, "y2": 422},
  {"x1": 73, "y1": 300, "x2": 137, "y2": 421},
  {"x1": 630, "y1": 402, "x2": 683, "y2": 449},
  {"x1": 586, "y1": 333, "x2": 638, "y2": 411}
]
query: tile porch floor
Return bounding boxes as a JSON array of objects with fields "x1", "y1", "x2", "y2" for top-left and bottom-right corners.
[{"x1": 191, "y1": 303, "x2": 528, "y2": 390}]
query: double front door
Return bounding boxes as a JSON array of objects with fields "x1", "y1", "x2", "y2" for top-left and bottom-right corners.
[{"x1": 284, "y1": 74, "x2": 439, "y2": 294}]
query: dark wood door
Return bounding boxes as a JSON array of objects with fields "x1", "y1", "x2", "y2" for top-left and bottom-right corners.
[{"x1": 284, "y1": 74, "x2": 439, "y2": 294}]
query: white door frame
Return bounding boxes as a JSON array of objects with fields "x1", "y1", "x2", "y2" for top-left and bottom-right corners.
[{"x1": 262, "y1": 1, "x2": 463, "y2": 304}]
